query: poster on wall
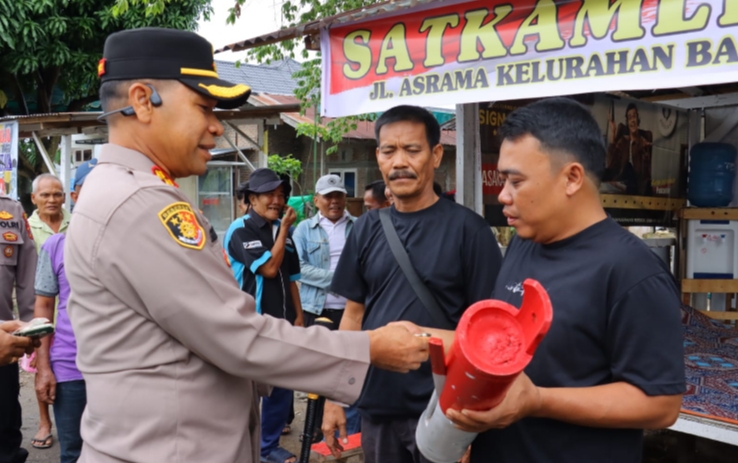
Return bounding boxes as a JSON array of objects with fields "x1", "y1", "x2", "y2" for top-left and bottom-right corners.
[
  {"x1": 0, "y1": 121, "x2": 19, "y2": 200},
  {"x1": 482, "y1": 96, "x2": 689, "y2": 227}
]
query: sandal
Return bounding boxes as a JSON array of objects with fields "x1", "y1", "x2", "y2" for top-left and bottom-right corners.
[
  {"x1": 31, "y1": 433, "x2": 53, "y2": 449},
  {"x1": 260, "y1": 446, "x2": 296, "y2": 463},
  {"x1": 281, "y1": 424, "x2": 291, "y2": 435}
]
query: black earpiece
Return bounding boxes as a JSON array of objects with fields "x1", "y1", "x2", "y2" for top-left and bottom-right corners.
[
  {"x1": 148, "y1": 85, "x2": 162, "y2": 107},
  {"x1": 97, "y1": 84, "x2": 163, "y2": 122}
]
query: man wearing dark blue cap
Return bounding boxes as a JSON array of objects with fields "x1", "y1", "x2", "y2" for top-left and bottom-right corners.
[
  {"x1": 226, "y1": 168, "x2": 304, "y2": 463},
  {"x1": 34, "y1": 159, "x2": 97, "y2": 463},
  {"x1": 64, "y1": 27, "x2": 430, "y2": 463}
]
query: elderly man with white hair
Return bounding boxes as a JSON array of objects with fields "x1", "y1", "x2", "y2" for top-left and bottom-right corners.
[
  {"x1": 29, "y1": 174, "x2": 70, "y2": 254},
  {"x1": 26, "y1": 173, "x2": 69, "y2": 451}
]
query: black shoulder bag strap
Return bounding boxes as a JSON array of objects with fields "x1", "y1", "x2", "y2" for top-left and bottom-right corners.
[{"x1": 378, "y1": 208, "x2": 454, "y2": 329}]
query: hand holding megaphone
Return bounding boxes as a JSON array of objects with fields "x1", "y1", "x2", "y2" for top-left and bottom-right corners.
[
  {"x1": 446, "y1": 372, "x2": 542, "y2": 433},
  {"x1": 416, "y1": 279, "x2": 553, "y2": 463}
]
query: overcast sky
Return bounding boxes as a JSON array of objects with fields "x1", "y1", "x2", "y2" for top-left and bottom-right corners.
[{"x1": 197, "y1": 0, "x2": 296, "y2": 62}]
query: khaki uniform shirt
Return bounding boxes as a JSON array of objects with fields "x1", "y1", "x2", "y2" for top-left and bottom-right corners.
[
  {"x1": 66, "y1": 144, "x2": 370, "y2": 463},
  {"x1": 0, "y1": 194, "x2": 36, "y2": 322}
]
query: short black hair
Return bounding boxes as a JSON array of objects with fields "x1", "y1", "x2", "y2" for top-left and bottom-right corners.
[
  {"x1": 499, "y1": 97, "x2": 606, "y2": 183},
  {"x1": 433, "y1": 182, "x2": 443, "y2": 196},
  {"x1": 99, "y1": 80, "x2": 130, "y2": 113},
  {"x1": 375, "y1": 105, "x2": 441, "y2": 149},
  {"x1": 365, "y1": 180, "x2": 387, "y2": 203},
  {"x1": 236, "y1": 181, "x2": 249, "y2": 201}
]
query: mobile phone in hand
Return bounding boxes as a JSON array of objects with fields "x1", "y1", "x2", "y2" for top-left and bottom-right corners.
[{"x1": 13, "y1": 318, "x2": 54, "y2": 339}]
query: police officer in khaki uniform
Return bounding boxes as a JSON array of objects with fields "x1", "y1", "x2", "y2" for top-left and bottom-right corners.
[
  {"x1": 1, "y1": 193, "x2": 37, "y2": 463},
  {"x1": 65, "y1": 28, "x2": 429, "y2": 463}
]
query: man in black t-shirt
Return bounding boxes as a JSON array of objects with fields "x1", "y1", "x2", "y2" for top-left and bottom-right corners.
[
  {"x1": 442, "y1": 98, "x2": 684, "y2": 463},
  {"x1": 323, "y1": 106, "x2": 503, "y2": 463}
]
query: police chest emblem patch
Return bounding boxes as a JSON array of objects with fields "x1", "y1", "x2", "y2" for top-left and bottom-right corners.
[
  {"x1": 158, "y1": 202, "x2": 206, "y2": 250},
  {"x1": 0, "y1": 211, "x2": 13, "y2": 220},
  {"x1": 3, "y1": 245, "x2": 12, "y2": 258},
  {"x1": 2, "y1": 232, "x2": 18, "y2": 242}
]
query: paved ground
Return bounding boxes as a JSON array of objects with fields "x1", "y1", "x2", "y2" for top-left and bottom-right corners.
[
  {"x1": 19, "y1": 371, "x2": 59, "y2": 463},
  {"x1": 16, "y1": 369, "x2": 738, "y2": 463},
  {"x1": 18, "y1": 370, "x2": 311, "y2": 462}
]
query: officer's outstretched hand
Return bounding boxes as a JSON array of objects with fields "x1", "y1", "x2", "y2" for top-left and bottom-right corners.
[
  {"x1": 367, "y1": 323, "x2": 429, "y2": 373},
  {"x1": 0, "y1": 321, "x2": 38, "y2": 366}
]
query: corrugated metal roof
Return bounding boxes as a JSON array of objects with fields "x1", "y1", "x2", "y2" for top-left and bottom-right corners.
[
  {"x1": 216, "y1": 59, "x2": 302, "y2": 95},
  {"x1": 216, "y1": 0, "x2": 444, "y2": 53},
  {"x1": 0, "y1": 105, "x2": 302, "y2": 138},
  {"x1": 251, "y1": 94, "x2": 456, "y2": 145}
]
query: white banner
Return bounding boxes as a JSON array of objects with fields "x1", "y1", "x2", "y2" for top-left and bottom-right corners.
[{"x1": 321, "y1": 0, "x2": 738, "y2": 117}]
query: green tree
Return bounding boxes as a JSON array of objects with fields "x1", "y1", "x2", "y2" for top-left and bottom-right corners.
[
  {"x1": 0, "y1": 0, "x2": 212, "y2": 115},
  {"x1": 0, "y1": 0, "x2": 212, "y2": 196},
  {"x1": 227, "y1": 0, "x2": 381, "y2": 155},
  {"x1": 267, "y1": 154, "x2": 304, "y2": 195}
]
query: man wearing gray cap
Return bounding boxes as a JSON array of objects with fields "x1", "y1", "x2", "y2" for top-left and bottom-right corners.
[
  {"x1": 294, "y1": 174, "x2": 361, "y2": 439},
  {"x1": 294, "y1": 174, "x2": 354, "y2": 329},
  {"x1": 65, "y1": 27, "x2": 429, "y2": 463}
]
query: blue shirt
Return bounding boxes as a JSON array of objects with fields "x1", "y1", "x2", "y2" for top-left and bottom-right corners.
[{"x1": 293, "y1": 212, "x2": 356, "y2": 315}]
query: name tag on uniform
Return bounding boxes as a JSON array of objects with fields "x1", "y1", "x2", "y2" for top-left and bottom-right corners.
[
  {"x1": 286, "y1": 238, "x2": 293, "y2": 246},
  {"x1": 244, "y1": 240, "x2": 262, "y2": 249}
]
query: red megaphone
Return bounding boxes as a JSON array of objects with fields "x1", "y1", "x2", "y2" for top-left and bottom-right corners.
[{"x1": 438, "y1": 278, "x2": 553, "y2": 413}]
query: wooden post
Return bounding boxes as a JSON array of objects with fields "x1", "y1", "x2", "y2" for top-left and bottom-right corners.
[
  {"x1": 60, "y1": 135, "x2": 72, "y2": 212},
  {"x1": 455, "y1": 103, "x2": 483, "y2": 215},
  {"x1": 258, "y1": 120, "x2": 268, "y2": 168}
]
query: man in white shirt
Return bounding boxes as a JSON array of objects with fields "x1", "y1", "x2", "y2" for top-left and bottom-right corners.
[
  {"x1": 294, "y1": 174, "x2": 355, "y2": 328},
  {"x1": 293, "y1": 174, "x2": 361, "y2": 437}
]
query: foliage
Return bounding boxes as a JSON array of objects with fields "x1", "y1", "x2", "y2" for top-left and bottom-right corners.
[
  {"x1": 18, "y1": 140, "x2": 38, "y2": 167},
  {"x1": 1, "y1": 0, "x2": 212, "y2": 115},
  {"x1": 0, "y1": 0, "x2": 211, "y2": 197},
  {"x1": 113, "y1": 0, "x2": 179, "y2": 17},
  {"x1": 267, "y1": 154, "x2": 302, "y2": 179},
  {"x1": 267, "y1": 154, "x2": 304, "y2": 195},
  {"x1": 225, "y1": 0, "x2": 378, "y2": 63},
  {"x1": 226, "y1": 0, "x2": 383, "y2": 153},
  {"x1": 270, "y1": 152, "x2": 313, "y2": 221}
]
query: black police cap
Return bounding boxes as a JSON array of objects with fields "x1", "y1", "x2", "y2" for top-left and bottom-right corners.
[{"x1": 99, "y1": 27, "x2": 251, "y2": 109}]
